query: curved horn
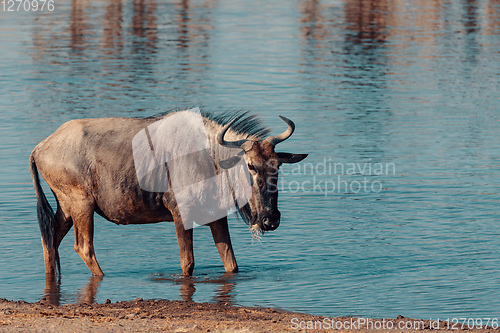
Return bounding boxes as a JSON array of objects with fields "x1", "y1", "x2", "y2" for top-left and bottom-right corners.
[
  {"x1": 265, "y1": 115, "x2": 295, "y2": 146},
  {"x1": 217, "y1": 118, "x2": 251, "y2": 149}
]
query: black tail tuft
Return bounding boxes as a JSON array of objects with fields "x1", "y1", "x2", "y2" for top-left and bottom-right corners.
[{"x1": 29, "y1": 154, "x2": 60, "y2": 276}]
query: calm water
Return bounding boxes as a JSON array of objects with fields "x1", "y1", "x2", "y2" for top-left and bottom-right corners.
[{"x1": 1, "y1": 0, "x2": 499, "y2": 320}]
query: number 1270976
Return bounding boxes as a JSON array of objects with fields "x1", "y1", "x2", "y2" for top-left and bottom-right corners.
[{"x1": 2, "y1": 0, "x2": 54, "y2": 12}]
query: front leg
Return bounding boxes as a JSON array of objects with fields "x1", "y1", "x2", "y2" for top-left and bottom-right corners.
[
  {"x1": 163, "y1": 191, "x2": 194, "y2": 276},
  {"x1": 174, "y1": 217, "x2": 194, "y2": 276},
  {"x1": 210, "y1": 217, "x2": 238, "y2": 273}
]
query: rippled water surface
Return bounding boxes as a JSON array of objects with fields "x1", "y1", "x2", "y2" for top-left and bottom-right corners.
[{"x1": 1, "y1": 0, "x2": 500, "y2": 319}]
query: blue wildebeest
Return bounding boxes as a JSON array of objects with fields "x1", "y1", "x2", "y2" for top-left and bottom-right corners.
[{"x1": 29, "y1": 109, "x2": 307, "y2": 276}]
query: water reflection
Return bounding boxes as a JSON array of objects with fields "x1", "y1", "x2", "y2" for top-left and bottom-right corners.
[
  {"x1": 41, "y1": 272, "x2": 236, "y2": 305},
  {"x1": 485, "y1": 0, "x2": 500, "y2": 35},
  {"x1": 299, "y1": 0, "x2": 328, "y2": 41},
  {"x1": 153, "y1": 272, "x2": 236, "y2": 305},
  {"x1": 29, "y1": 0, "x2": 218, "y2": 115},
  {"x1": 42, "y1": 275, "x2": 103, "y2": 306},
  {"x1": 70, "y1": 0, "x2": 92, "y2": 52},
  {"x1": 464, "y1": 0, "x2": 479, "y2": 34},
  {"x1": 76, "y1": 276, "x2": 103, "y2": 304},
  {"x1": 344, "y1": 0, "x2": 388, "y2": 45},
  {"x1": 131, "y1": 0, "x2": 158, "y2": 52},
  {"x1": 102, "y1": 0, "x2": 124, "y2": 56},
  {"x1": 42, "y1": 274, "x2": 61, "y2": 305},
  {"x1": 177, "y1": 0, "x2": 191, "y2": 49}
]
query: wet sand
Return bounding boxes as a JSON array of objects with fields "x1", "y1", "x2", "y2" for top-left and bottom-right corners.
[{"x1": 1, "y1": 298, "x2": 498, "y2": 332}]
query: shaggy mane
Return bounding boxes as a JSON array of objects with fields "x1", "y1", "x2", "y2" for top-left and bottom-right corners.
[{"x1": 143, "y1": 108, "x2": 270, "y2": 140}]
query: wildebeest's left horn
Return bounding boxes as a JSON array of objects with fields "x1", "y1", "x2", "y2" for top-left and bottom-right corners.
[
  {"x1": 217, "y1": 118, "x2": 252, "y2": 149},
  {"x1": 265, "y1": 115, "x2": 295, "y2": 146}
]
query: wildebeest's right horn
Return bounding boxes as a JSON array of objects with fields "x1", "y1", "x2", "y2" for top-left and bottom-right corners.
[
  {"x1": 265, "y1": 115, "x2": 295, "y2": 146},
  {"x1": 217, "y1": 119, "x2": 251, "y2": 149}
]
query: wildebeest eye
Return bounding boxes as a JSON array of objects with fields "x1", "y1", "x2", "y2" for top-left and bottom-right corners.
[{"x1": 247, "y1": 164, "x2": 256, "y2": 172}]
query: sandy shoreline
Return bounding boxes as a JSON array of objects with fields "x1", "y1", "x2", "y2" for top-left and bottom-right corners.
[{"x1": 1, "y1": 298, "x2": 498, "y2": 332}]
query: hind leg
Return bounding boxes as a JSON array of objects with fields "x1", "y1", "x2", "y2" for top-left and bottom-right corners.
[
  {"x1": 43, "y1": 204, "x2": 73, "y2": 275},
  {"x1": 41, "y1": 193, "x2": 74, "y2": 275},
  {"x1": 71, "y1": 201, "x2": 104, "y2": 276},
  {"x1": 54, "y1": 201, "x2": 73, "y2": 248}
]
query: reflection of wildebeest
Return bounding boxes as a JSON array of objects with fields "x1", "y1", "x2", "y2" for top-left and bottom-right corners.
[{"x1": 30, "y1": 110, "x2": 307, "y2": 276}]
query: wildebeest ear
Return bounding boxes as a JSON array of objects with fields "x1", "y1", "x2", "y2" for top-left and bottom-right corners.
[
  {"x1": 241, "y1": 141, "x2": 254, "y2": 152},
  {"x1": 276, "y1": 153, "x2": 308, "y2": 164}
]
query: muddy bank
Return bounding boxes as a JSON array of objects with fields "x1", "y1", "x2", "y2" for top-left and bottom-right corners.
[{"x1": 0, "y1": 298, "x2": 497, "y2": 332}]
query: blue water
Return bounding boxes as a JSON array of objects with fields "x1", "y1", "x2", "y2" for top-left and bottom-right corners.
[{"x1": 1, "y1": 0, "x2": 500, "y2": 320}]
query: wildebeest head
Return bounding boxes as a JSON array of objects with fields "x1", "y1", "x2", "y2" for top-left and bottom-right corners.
[{"x1": 217, "y1": 116, "x2": 307, "y2": 232}]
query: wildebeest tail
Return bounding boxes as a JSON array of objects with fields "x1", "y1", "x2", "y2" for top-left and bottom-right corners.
[{"x1": 29, "y1": 153, "x2": 60, "y2": 275}]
